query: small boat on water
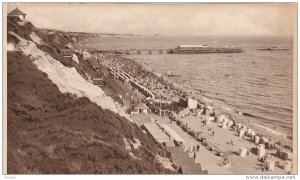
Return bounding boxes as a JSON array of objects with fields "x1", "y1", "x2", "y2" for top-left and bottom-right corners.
[
  {"x1": 257, "y1": 45, "x2": 290, "y2": 51},
  {"x1": 167, "y1": 44, "x2": 244, "y2": 54}
]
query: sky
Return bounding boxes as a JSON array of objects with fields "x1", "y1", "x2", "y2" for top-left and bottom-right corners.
[{"x1": 5, "y1": 3, "x2": 297, "y2": 36}]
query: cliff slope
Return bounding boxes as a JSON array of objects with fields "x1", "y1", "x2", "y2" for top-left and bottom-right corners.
[{"x1": 7, "y1": 17, "x2": 173, "y2": 174}]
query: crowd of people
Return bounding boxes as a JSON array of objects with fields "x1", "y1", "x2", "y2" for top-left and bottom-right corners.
[{"x1": 100, "y1": 55, "x2": 189, "y2": 103}]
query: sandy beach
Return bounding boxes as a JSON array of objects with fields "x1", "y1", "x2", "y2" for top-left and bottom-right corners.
[{"x1": 89, "y1": 51, "x2": 294, "y2": 174}]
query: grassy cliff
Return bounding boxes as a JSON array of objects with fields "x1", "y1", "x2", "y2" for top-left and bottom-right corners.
[{"x1": 7, "y1": 17, "x2": 173, "y2": 174}]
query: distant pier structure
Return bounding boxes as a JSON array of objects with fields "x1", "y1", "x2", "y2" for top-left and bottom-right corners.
[{"x1": 91, "y1": 48, "x2": 167, "y2": 55}]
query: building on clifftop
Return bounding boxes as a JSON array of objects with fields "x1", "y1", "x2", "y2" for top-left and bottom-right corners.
[{"x1": 8, "y1": 7, "x2": 26, "y2": 21}]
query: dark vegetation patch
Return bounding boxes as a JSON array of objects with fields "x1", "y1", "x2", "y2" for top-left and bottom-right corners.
[{"x1": 7, "y1": 51, "x2": 172, "y2": 174}]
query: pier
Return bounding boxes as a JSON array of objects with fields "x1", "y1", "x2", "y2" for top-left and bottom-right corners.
[{"x1": 91, "y1": 48, "x2": 168, "y2": 55}]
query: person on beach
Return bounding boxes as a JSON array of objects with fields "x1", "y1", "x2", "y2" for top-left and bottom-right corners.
[
  {"x1": 233, "y1": 119, "x2": 236, "y2": 127},
  {"x1": 194, "y1": 151, "x2": 196, "y2": 160},
  {"x1": 197, "y1": 144, "x2": 200, "y2": 151}
]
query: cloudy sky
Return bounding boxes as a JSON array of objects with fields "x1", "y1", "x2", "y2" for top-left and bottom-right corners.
[{"x1": 6, "y1": 3, "x2": 296, "y2": 36}]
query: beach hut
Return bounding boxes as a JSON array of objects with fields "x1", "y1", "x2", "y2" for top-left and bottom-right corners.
[
  {"x1": 188, "y1": 97, "x2": 197, "y2": 111},
  {"x1": 239, "y1": 148, "x2": 248, "y2": 157},
  {"x1": 132, "y1": 102, "x2": 149, "y2": 115},
  {"x1": 257, "y1": 144, "x2": 266, "y2": 157},
  {"x1": 92, "y1": 77, "x2": 104, "y2": 87}
]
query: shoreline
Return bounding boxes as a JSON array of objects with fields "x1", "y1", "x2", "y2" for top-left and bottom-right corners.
[
  {"x1": 116, "y1": 52, "x2": 292, "y2": 146},
  {"x1": 80, "y1": 44, "x2": 294, "y2": 172},
  {"x1": 134, "y1": 57, "x2": 293, "y2": 142},
  {"x1": 128, "y1": 56, "x2": 292, "y2": 145}
]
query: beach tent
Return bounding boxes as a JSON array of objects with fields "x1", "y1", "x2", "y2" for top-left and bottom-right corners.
[
  {"x1": 239, "y1": 129, "x2": 245, "y2": 137},
  {"x1": 205, "y1": 117, "x2": 211, "y2": 125},
  {"x1": 239, "y1": 148, "x2": 248, "y2": 157},
  {"x1": 222, "y1": 121, "x2": 227, "y2": 129},
  {"x1": 254, "y1": 136, "x2": 260, "y2": 144},
  {"x1": 257, "y1": 144, "x2": 266, "y2": 157},
  {"x1": 188, "y1": 97, "x2": 198, "y2": 109},
  {"x1": 265, "y1": 160, "x2": 275, "y2": 171}
]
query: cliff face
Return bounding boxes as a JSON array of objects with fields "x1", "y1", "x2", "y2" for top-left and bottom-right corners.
[{"x1": 6, "y1": 17, "x2": 173, "y2": 174}]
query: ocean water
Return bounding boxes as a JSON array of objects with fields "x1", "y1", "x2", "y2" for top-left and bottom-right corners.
[{"x1": 84, "y1": 35, "x2": 294, "y2": 139}]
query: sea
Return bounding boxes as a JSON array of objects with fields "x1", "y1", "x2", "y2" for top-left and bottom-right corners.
[{"x1": 84, "y1": 35, "x2": 294, "y2": 139}]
